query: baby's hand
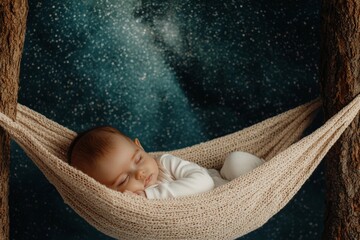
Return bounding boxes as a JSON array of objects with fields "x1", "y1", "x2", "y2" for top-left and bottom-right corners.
[
  {"x1": 134, "y1": 190, "x2": 147, "y2": 198},
  {"x1": 124, "y1": 190, "x2": 146, "y2": 198}
]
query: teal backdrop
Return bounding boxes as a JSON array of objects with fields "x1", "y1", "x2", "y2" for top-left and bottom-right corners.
[{"x1": 10, "y1": 0, "x2": 322, "y2": 239}]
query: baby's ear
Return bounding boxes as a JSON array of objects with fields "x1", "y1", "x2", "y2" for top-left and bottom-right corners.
[{"x1": 134, "y1": 138, "x2": 144, "y2": 149}]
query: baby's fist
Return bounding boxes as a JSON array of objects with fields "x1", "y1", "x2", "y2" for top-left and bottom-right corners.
[{"x1": 134, "y1": 190, "x2": 147, "y2": 198}]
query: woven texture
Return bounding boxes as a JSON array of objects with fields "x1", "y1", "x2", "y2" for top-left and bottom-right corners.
[{"x1": 0, "y1": 95, "x2": 359, "y2": 239}]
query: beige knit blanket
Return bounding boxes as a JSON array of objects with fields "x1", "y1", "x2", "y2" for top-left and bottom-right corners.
[{"x1": 0, "y1": 95, "x2": 359, "y2": 239}]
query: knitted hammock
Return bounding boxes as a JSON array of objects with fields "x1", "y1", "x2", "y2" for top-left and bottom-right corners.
[{"x1": 0, "y1": 95, "x2": 359, "y2": 240}]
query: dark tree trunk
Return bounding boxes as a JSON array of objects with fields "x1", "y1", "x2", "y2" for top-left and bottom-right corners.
[
  {"x1": 320, "y1": 0, "x2": 360, "y2": 239},
  {"x1": 0, "y1": 1, "x2": 28, "y2": 239}
]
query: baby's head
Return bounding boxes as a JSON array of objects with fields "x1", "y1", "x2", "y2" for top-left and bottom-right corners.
[{"x1": 67, "y1": 126, "x2": 159, "y2": 193}]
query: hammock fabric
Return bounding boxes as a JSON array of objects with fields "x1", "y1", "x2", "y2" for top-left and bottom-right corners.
[{"x1": 0, "y1": 95, "x2": 359, "y2": 240}]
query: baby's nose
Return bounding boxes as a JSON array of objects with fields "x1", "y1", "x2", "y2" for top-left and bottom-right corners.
[{"x1": 135, "y1": 170, "x2": 145, "y2": 180}]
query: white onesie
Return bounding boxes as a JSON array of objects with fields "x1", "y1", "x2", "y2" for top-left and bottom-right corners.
[{"x1": 144, "y1": 152, "x2": 265, "y2": 199}]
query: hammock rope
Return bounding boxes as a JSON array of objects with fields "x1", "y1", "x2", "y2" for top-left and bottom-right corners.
[{"x1": 0, "y1": 95, "x2": 359, "y2": 239}]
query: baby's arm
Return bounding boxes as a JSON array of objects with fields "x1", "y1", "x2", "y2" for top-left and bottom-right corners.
[{"x1": 145, "y1": 154, "x2": 214, "y2": 199}]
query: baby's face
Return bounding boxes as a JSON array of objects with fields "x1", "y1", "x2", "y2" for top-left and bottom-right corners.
[{"x1": 88, "y1": 134, "x2": 159, "y2": 193}]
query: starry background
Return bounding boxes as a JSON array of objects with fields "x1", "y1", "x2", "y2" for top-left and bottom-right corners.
[{"x1": 9, "y1": 0, "x2": 322, "y2": 239}]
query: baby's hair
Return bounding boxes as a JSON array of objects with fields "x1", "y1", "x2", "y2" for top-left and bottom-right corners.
[{"x1": 67, "y1": 125, "x2": 129, "y2": 165}]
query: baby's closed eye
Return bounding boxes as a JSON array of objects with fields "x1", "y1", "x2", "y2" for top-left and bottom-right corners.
[
  {"x1": 118, "y1": 175, "x2": 129, "y2": 186},
  {"x1": 135, "y1": 155, "x2": 143, "y2": 164}
]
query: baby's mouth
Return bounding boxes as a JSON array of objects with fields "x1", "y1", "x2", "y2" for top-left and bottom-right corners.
[{"x1": 144, "y1": 174, "x2": 152, "y2": 187}]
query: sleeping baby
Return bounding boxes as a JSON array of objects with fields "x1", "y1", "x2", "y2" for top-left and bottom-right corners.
[{"x1": 67, "y1": 126, "x2": 265, "y2": 199}]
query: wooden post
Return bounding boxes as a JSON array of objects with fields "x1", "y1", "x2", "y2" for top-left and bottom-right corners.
[
  {"x1": 320, "y1": 0, "x2": 360, "y2": 239},
  {"x1": 0, "y1": 0, "x2": 28, "y2": 239}
]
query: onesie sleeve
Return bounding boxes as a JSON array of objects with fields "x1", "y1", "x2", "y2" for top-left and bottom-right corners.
[{"x1": 145, "y1": 154, "x2": 214, "y2": 199}]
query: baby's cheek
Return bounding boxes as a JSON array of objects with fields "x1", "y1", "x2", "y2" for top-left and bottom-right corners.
[{"x1": 126, "y1": 179, "x2": 145, "y2": 192}]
